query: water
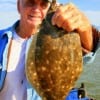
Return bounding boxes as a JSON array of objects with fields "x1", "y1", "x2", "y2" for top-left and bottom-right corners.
[
  {"x1": 0, "y1": 1, "x2": 100, "y2": 100},
  {"x1": 76, "y1": 48, "x2": 100, "y2": 100}
]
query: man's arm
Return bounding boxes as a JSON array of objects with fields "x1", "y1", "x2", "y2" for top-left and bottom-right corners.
[
  {"x1": 51, "y1": 3, "x2": 94, "y2": 55},
  {"x1": 92, "y1": 26, "x2": 100, "y2": 52},
  {"x1": 82, "y1": 26, "x2": 100, "y2": 55}
]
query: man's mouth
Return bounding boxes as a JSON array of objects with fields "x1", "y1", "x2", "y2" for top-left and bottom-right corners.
[{"x1": 28, "y1": 14, "x2": 43, "y2": 21}]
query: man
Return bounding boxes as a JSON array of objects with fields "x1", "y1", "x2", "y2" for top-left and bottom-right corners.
[{"x1": 0, "y1": 0, "x2": 99, "y2": 100}]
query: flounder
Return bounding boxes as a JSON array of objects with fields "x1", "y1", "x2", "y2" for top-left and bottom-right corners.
[{"x1": 26, "y1": 2, "x2": 83, "y2": 100}]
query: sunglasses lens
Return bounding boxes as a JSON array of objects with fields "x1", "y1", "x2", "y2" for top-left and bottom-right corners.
[{"x1": 44, "y1": 0, "x2": 52, "y2": 3}]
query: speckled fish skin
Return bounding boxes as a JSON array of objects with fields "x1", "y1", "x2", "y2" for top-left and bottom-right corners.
[{"x1": 26, "y1": 5, "x2": 83, "y2": 100}]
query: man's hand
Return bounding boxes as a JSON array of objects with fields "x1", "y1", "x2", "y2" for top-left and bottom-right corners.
[{"x1": 52, "y1": 3, "x2": 93, "y2": 54}]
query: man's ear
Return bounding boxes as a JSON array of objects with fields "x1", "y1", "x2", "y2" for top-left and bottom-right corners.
[{"x1": 17, "y1": 0, "x2": 20, "y2": 13}]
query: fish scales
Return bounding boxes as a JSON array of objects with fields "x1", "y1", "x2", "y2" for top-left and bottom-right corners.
[{"x1": 26, "y1": 4, "x2": 83, "y2": 100}]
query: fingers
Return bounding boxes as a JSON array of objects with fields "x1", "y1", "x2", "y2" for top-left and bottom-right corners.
[
  {"x1": 62, "y1": 15, "x2": 82, "y2": 32},
  {"x1": 51, "y1": 3, "x2": 83, "y2": 32},
  {"x1": 52, "y1": 3, "x2": 76, "y2": 25}
]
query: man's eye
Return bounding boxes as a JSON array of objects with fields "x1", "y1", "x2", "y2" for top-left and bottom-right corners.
[
  {"x1": 40, "y1": 2, "x2": 49, "y2": 9},
  {"x1": 24, "y1": 0, "x2": 35, "y2": 7},
  {"x1": 27, "y1": 2, "x2": 34, "y2": 6}
]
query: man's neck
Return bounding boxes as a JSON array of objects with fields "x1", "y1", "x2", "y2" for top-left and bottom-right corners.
[{"x1": 15, "y1": 24, "x2": 39, "y2": 39}]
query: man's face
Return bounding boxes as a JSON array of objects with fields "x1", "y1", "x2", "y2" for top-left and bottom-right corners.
[{"x1": 17, "y1": 0, "x2": 51, "y2": 27}]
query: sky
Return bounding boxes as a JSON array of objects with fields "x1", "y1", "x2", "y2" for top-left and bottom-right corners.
[
  {"x1": 0, "y1": 0, "x2": 100, "y2": 29},
  {"x1": 59, "y1": 0, "x2": 100, "y2": 11},
  {"x1": 59, "y1": 0, "x2": 100, "y2": 27}
]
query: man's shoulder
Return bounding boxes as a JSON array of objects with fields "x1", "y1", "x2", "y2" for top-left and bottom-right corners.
[
  {"x1": 0, "y1": 20, "x2": 19, "y2": 37},
  {"x1": 0, "y1": 26, "x2": 13, "y2": 38},
  {"x1": 0, "y1": 26, "x2": 12, "y2": 32},
  {"x1": 0, "y1": 28, "x2": 6, "y2": 34}
]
